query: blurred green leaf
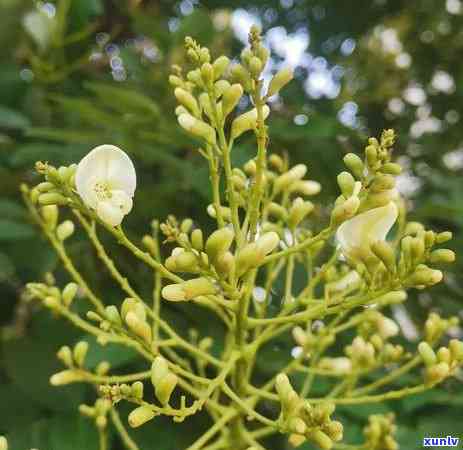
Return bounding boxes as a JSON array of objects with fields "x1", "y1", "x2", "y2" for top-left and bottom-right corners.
[
  {"x1": 0, "y1": 106, "x2": 30, "y2": 130},
  {"x1": 0, "y1": 219, "x2": 35, "y2": 241}
]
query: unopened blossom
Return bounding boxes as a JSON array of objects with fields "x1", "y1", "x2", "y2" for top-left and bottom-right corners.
[
  {"x1": 336, "y1": 202, "x2": 398, "y2": 262},
  {"x1": 75, "y1": 145, "x2": 136, "y2": 227}
]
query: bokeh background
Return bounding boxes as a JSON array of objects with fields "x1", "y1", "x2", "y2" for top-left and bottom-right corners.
[{"x1": 1, "y1": 0, "x2": 462, "y2": 448}]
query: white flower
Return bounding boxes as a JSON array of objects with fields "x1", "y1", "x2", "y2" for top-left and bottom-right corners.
[
  {"x1": 75, "y1": 145, "x2": 136, "y2": 227},
  {"x1": 336, "y1": 202, "x2": 398, "y2": 262}
]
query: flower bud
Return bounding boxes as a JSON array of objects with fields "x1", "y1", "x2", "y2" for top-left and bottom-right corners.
[
  {"x1": 325, "y1": 421, "x2": 343, "y2": 442},
  {"x1": 174, "y1": 88, "x2": 200, "y2": 116},
  {"x1": 161, "y1": 284, "x2": 186, "y2": 302},
  {"x1": 429, "y1": 249, "x2": 456, "y2": 264},
  {"x1": 437, "y1": 347, "x2": 451, "y2": 364},
  {"x1": 337, "y1": 171, "x2": 356, "y2": 197},
  {"x1": 267, "y1": 68, "x2": 294, "y2": 97},
  {"x1": 377, "y1": 290, "x2": 407, "y2": 304},
  {"x1": 125, "y1": 312, "x2": 152, "y2": 344},
  {"x1": 370, "y1": 174, "x2": 395, "y2": 193},
  {"x1": 425, "y1": 362, "x2": 450, "y2": 385},
  {"x1": 409, "y1": 265, "x2": 443, "y2": 286},
  {"x1": 222, "y1": 84, "x2": 243, "y2": 118},
  {"x1": 381, "y1": 162, "x2": 402, "y2": 175},
  {"x1": 289, "y1": 417, "x2": 306, "y2": 435},
  {"x1": 168, "y1": 75, "x2": 183, "y2": 87},
  {"x1": 212, "y1": 56, "x2": 230, "y2": 80},
  {"x1": 236, "y1": 243, "x2": 261, "y2": 276},
  {"x1": 128, "y1": 405, "x2": 156, "y2": 428},
  {"x1": 131, "y1": 381, "x2": 144, "y2": 400},
  {"x1": 365, "y1": 145, "x2": 378, "y2": 168},
  {"x1": 288, "y1": 198, "x2": 314, "y2": 228},
  {"x1": 50, "y1": 370, "x2": 84, "y2": 385},
  {"x1": 200, "y1": 62, "x2": 214, "y2": 85},
  {"x1": 343, "y1": 153, "x2": 364, "y2": 179},
  {"x1": 268, "y1": 202, "x2": 288, "y2": 220},
  {"x1": 370, "y1": 240, "x2": 396, "y2": 272},
  {"x1": 38, "y1": 192, "x2": 68, "y2": 206},
  {"x1": 105, "y1": 305, "x2": 122, "y2": 324},
  {"x1": 205, "y1": 227, "x2": 234, "y2": 263},
  {"x1": 155, "y1": 372, "x2": 178, "y2": 405},
  {"x1": 96, "y1": 361, "x2": 111, "y2": 375},
  {"x1": 214, "y1": 79, "x2": 231, "y2": 97},
  {"x1": 0, "y1": 436, "x2": 7, "y2": 450},
  {"x1": 230, "y1": 63, "x2": 252, "y2": 91},
  {"x1": 292, "y1": 326, "x2": 308, "y2": 346},
  {"x1": 418, "y1": 342, "x2": 437, "y2": 366},
  {"x1": 191, "y1": 229, "x2": 204, "y2": 251},
  {"x1": 56, "y1": 220, "x2": 75, "y2": 241},
  {"x1": 215, "y1": 251, "x2": 235, "y2": 277},
  {"x1": 41, "y1": 205, "x2": 58, "y2": 229},
  {"x1": 73, "y1": 341, "x2": 89, "y2": 367},
  {"x1": 183, "y1": 277, "x2": 217, "y2": 299},
  {"x1": 331, "y1": 196, "x2": 360, "y2": 225},
  {"x1": 256, "y1": 232, "x2": 280, "y2": 256},
  {"x1": 62, "y1": 282, "x2": 78, "y2": 307},
  {"x1": 436, "y1": 231, "x2": 452, "y2": 244},
  {"x1": 231, "y1": 105, "x2": 270, "y2": 139},
  {"x1": 57, "y1": 345, "x2": 73, "y2": 367},
  {"x1": 178, "y1": 113, "x2": 216, "y2": 145},
  {"x1": 310, "y1": 430, "x2": 333, "y2": 450},
  {"x1": 290, "y1": 180, "x2": 321, "y2": 196},
  {"x1": 274, "y1": 164, "x2": 307, "y2": 193},
  {"x1": 289, "y1": 434, "x2": 306, "y2": 447}
]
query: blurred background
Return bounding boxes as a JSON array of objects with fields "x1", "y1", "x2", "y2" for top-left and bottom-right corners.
[{"x1": 0, "y1": 0, "x2": 462, "y2": 448}]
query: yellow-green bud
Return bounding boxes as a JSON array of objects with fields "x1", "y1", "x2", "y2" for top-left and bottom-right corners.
[
  {"x1": 175, "y1": 105, "x2": 189, "y2": 116},
  {"x1": 410, "y1": 265, "x2": 443, "y2": 286},
  {"x1": 429, "y1": 249, "x2": 455, "y2": 264},
  {"x1": 125, "y1": 312, "x2": 152, "y2": 344},
  {"x1": 267, "y1": 68, "x2": 293, "y2": 97},
  {"x1": 38, "y1": 192, "x2": 68, "y2": 206},
  {"x1": 404, "y1": 222, "x2": 425, "y2": 236},
  {"x1": 205, "y1": 227, "x2": 234, "y2": 263},
  {"x1": 269, "y1": 154, "x2": 284, "y2": 172},
  {"x1": 62, "y1": 282, "x2": 78, "y2": 307},
  {"x1": 50, "y1": 369, "x2": 84, "y2": 386},
  {"x1": 178, "y1": 113, "x2": 216, "y2": 144},
  {"x1": 151, "y1": 356, "x2": 169, "y2": 384},
  {"x1": 73, "y1": 341, "x2": 89, "y2": 367},
  {"x1": 191, "y1": 229, "x2": 204, "y2": 251},
  {"x1": 207, "y1": 204, "x2": 232, "y2": 221},
  {"x1": 370, "y1": 174, "x2": 395, "y2": 193},
  {"x1": 255, "y1": 231, "x2": 280, "y2": 256},
  {"x1": 425, "y1": 362, "x2": 450, "y2": 385},
  {"x1": 105, "y1": 305, "x2": 122, "y2": 324},
  {"x1": 331, "y1": 196, "x2": 360, "y2": 225},
  {"x1": 436, "y1": 231, "x2": 452, "y2": 244},
  {"x1": 168, "y1": 75, "x2": 183, "y2": 87},
  {"x1": 343, "y1": 153, "x2": 364, "y2": 179},
  {"x1": 56, "y1": 220, "x2": 75, "y2": 241},
  {"x1": 418, "y1": 342, "x2": 437, "y2": 366},
  {"x1": 131, "y1": 381, "x2": 144, "y2": 399},
  {"x1": 325, "y1": 421, "x2": 344, "y2": 442},
  {"x1": 161, "y1": 284, "x2": 186, "y2": 302},
  {"x1": 437, "y1": 347, "x2": 451, "y2": 364},
  {"x1": 244, "y1": 159, "x2": 256, "y2": 175},
  {"x1": 337, "y1": 171, "x2": 356, "y2": 197},
  {"x1": 121, "y1": 297, "x2": 137, "y2": 321},
  {"x1": 230, "y1": 63, "x2": 252, "y2": 91},
  {"x1": 155, "y1": 372, "x2": 178, "y2": 405},
  {"x1": 212, "y1": 55, "x2": 230, "y2": 80},
  {"x1": 292, "y1": 326, "x2": 308, "y2": 346},
  {"x1": 381, "y1": 162, "x2": 402, "y2": 175},
  {"x1": 79, "y1": 404, "x2": 96, "y2": 417},
  {"x1": 0, "y1": 437, "x2": 7, "y2": 450},
  {"x1": 449, "y1": 339, "x2": 463, "y2": 361},
  {"x1": 128, "y1": 405, "x2": 156, "y2": 428},
  {"x1": 289, "y1": 417, "x2": 306, "y2": 435},
  {"x1": 183, "y1": 277, "x2": 217, "y2": 299},
  {"x1": 96, "y1": 361, "x2": 110, "y2": 375},
  {"x1": 274, "y1": 164, "x2": 307, "y2": 193},
  {"x1": 231, "y1": 105, "x2": 270, "y2": 139},
  {"x1": 200, "y1": 62, "x2": 214, "y2": 85},
  {"x1": 268, "y1": 202, "x2": 288, "y2": 220},
  {"x1": 215, "y1": 251, "x2": 235, "y2": 277},
  {"x1": 249, "y1": 56, "x2": 263, "y2": 78},
  {"x1": 288, "y1": 197, "x2": 314, "y2": 228},
  {"x1": 57, "y1": 345, "x2": 73, "y2": 367},
  {"x1": 376, "y1": 290, "x2": 407, "y2": 304},
  {"x1": 290, "y1": 180, "x2": 321, "y2": 196},
  {"x1": 365, "y1": 145, "x2": 378, "y2": 168},
  {"x1": 370, "y1": 240, "x2": 396, "y2": 272},
  {"x1": 310, "y1": 430, "x2": 333, "y2": 450},
  {"x1": 289, "y1": 434, "x2": 306, "y2": 447},
  {"x1": 424, "y1": 230, "x2": 435, "y2": 248},
  {"x1": 236, "y1": 243, "x2": 260, "y2": 276},
  {"x1": 36, "y1": 181, "x2": 55, "y2": 192},
  {"x1": 222, "y1": 83, "x2": 243, "y2": 118},
  {"x1": 174, "y1": 88, "x2": 200, "y2": 116},
  {"x1": 41, "y1": 205, "x2": 58, "y2": 229}
]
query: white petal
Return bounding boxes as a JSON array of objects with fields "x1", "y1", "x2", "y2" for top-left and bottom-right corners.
[
  {"x1": 336, "y1": 202, "x2": 398, "y2": 258},
  {"x1": 110, "y1": 190, "x2": 133, "y2": 215},
  {"x1": 96, "y1": 201, "x2": 124, "y2": 227}
]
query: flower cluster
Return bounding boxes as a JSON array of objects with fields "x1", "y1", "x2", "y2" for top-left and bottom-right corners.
[{"x1": 19, "y1": 27, "x2": 461, "y2": 450}]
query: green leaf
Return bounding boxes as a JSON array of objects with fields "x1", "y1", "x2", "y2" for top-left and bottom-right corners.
[
  {"x1": 0, "y1": 219, "x2": 35, "y2": 241},
  {"x1": 84, "y1": 335, "x2": 139, "y2": 370},
  {"x1": 0, "y1": 199, "x2": 27, "y2": 219},
  {"x1": 9, "y1": 142, "x2": 87, "y2": 167},
  {"x1": 0, "y1": 105, "x2": 30, "y2": 130},
  {"x1": 26, "y1": 128, "x2": 103, "y2": 143},
  {"x1": 84, "y1": 81, "x2": 160, "y2": 117}
]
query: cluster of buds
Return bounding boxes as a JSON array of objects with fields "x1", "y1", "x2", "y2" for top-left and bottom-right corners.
[
  {"x1": 49, "y1": 341, "x2": 89, "y2": 386},
  {"x1": 100, "y1": 381, "x2": 145, "y2": 404},
  {"x1": 276, "y1": 374, "x2": 343, "y2": 449},
  {"x1": 26, "y1": 279, "x2": 79, "y2": 310},
  {"x1": 359, "y1": 310, "x2": 400, "y2": 341},
  {"x1": 151, "y1": 356, "x2": 178, "y2": 406},
  {"x1": 292, "y1": 324, "x2": 335, "y2": 360},
  {"x1": 424, "y1": 312, "x2": 459, "y2": 343},
  {"x1": 399, "y1": 222, "x2": 455, "y2": 289},
  {"x1": 86, "y1": 298, "x2": 152, "y2": 345},
  {"x1": 363, "y1": 413, "x2": 399, "y2": 450},
  {"x1": 161, "y1": 226, "x2": 280, "y2": 301},
  {"x1": 418, "y1": 339, "x2": 463, "y2": 385},
  {"x1": 79, "y1": 398, "x2": 112, "y2": 431}
]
